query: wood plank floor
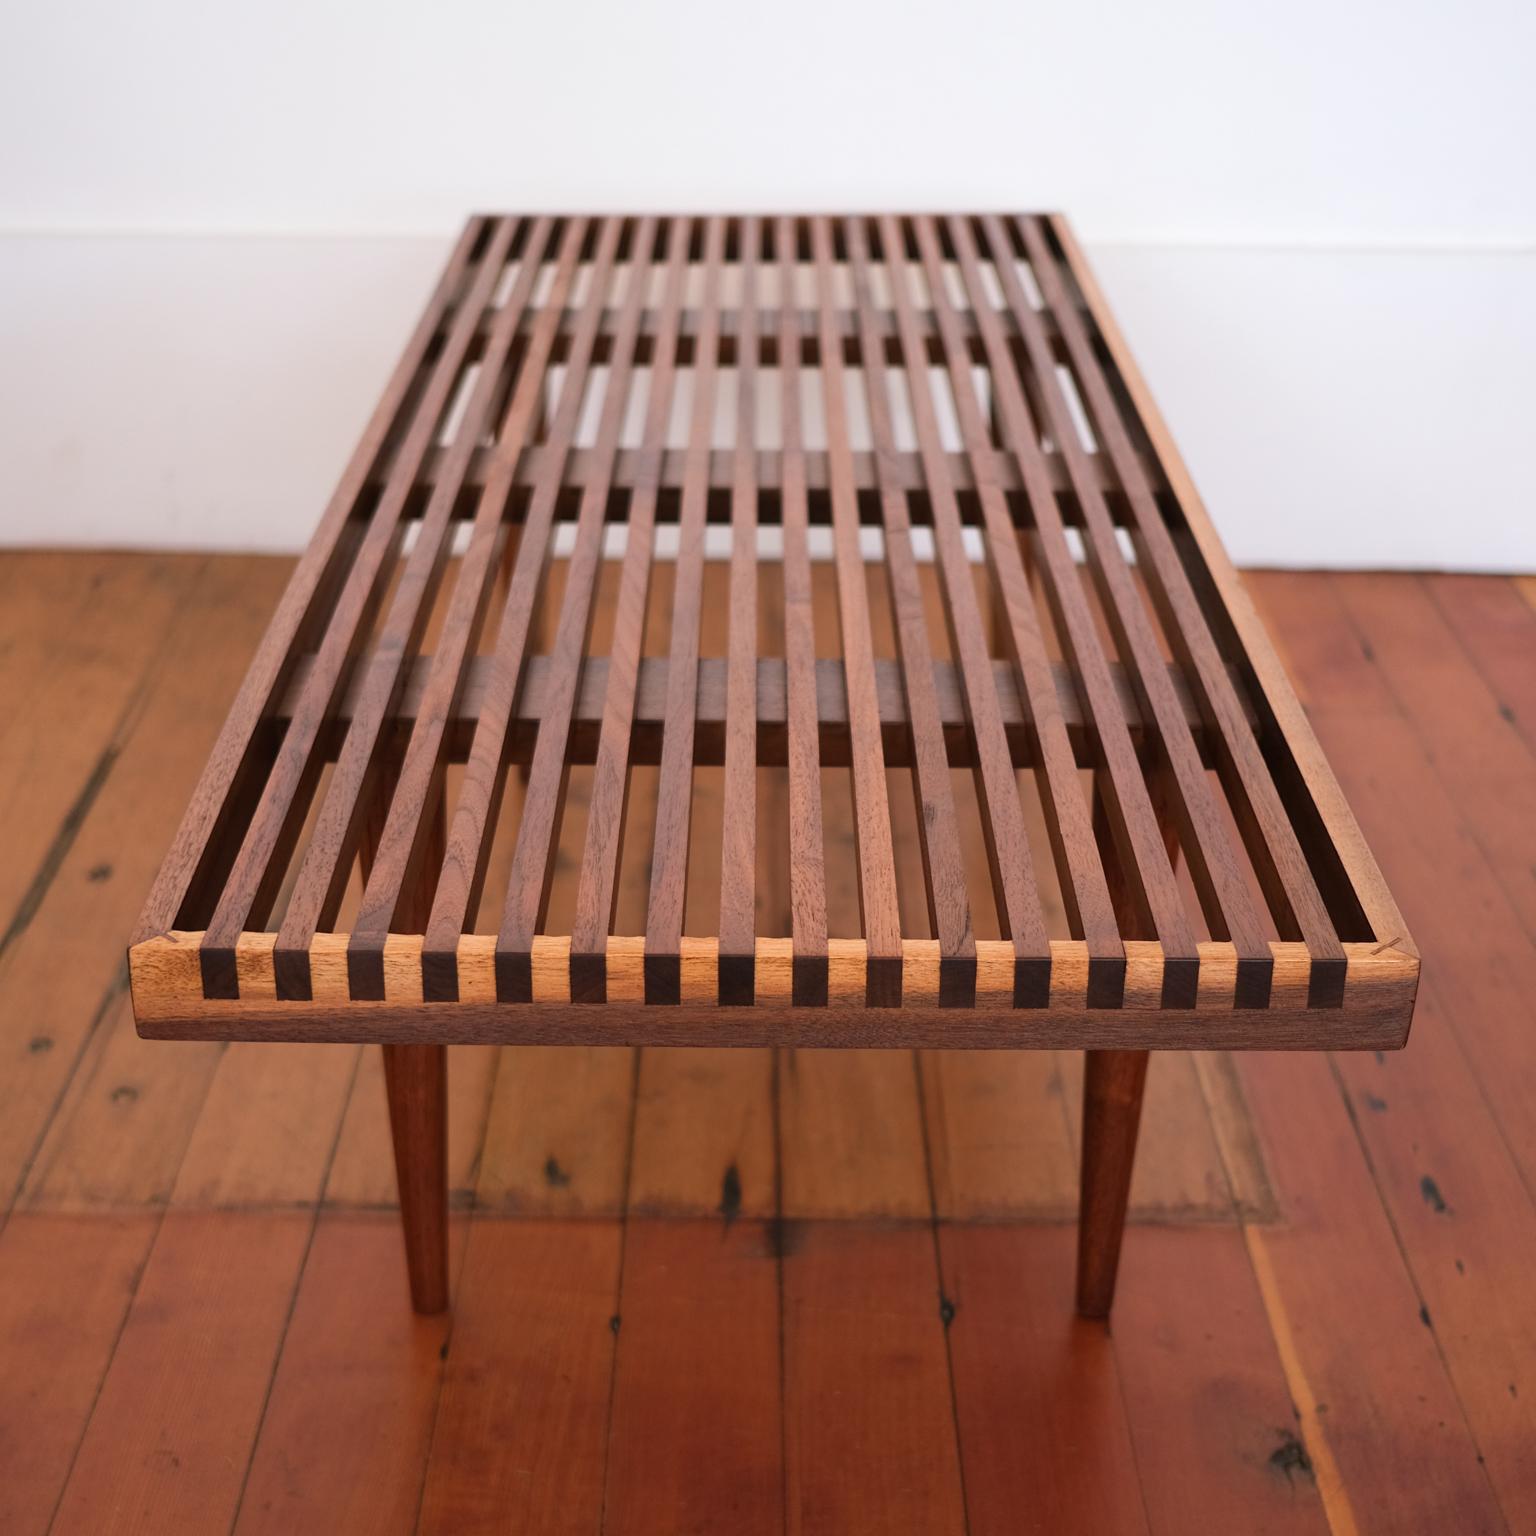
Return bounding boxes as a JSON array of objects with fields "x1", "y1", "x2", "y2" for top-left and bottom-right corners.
[{"x1": 1, "y1": 552, "x2": 1532, "y2": 1534}]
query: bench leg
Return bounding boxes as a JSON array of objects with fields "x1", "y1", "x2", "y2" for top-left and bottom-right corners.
[
  {"x1": 1076, "y1": 1047, "x2": 1148, "y2": 1318},
  {"x1": 1074, "y1": 768, "x2": 1173, "y2": 1317},
  {"x1": 360, "y1": 753, "x2": 450, "y2": 1313},
  {"x1": 383, "y1": 1042, "x2": 449, "y2": 1314}
]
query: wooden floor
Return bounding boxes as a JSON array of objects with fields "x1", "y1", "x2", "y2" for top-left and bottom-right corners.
[{"x1": 1, "y1": 552, "x2": 1533, "y2": 1535}]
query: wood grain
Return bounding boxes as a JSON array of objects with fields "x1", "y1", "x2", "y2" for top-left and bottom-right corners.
[
  {"x1": 643, "y1": 217, "x2": 728, "y2": 1002},
  {"x1": 416, "y1": 1218, "x2": 620, "y2": 1535},
  {"x1": 845, "y1": 216, "x2": 980, "y2": 1003},
  {"x1": 198, "y1": 220, "x2": 521, "y2": 996},
  {"x1": 275, "y1": 218, "x2": 540, "y2": 998},
  {"x1": 567, "y1": 218, "x2": 692, "y2": 1003},
  {"x1": 1111, "y1": 1224, "x2": 1332, "y2": 1534},
  {"x1": 1237, "y1": 1050, "x2": 1507, "y2": 1533},
  {"x1": 941, "y1": 1224, "x2": 1150, "y2": 1534},
  {"x1": 233, "y1": 1213, "x2": 462, "y2": 1536},
  {"x1": 783, "y1": 1223, "x2": 966, "y2": 1534},
  {"x1": 338, "y1": 217, "x2": 557, "y2": 996},
  {"x1": 49, "y1": 1210, "x2": 312, "y2": 1536},
  {"x1": 496, "y1": 217, "x2": 637, "y2": 994},
  {"x1": 603, "y1": 1219, "x2": 782, "y2": 1534},
  {"x1": 131, "y1": 930, "x2": 1418, "y2": 1047},
  {"x1": 718, "y1": 216, "x2": 762, "y2": 1002},
  {"x1": 0, "y1": 1212, "x2": 160, "y2": 1533},
  {"x1": 1, "y1": 554, "x2": 290, "y2": 1207},
  {"x1": 419, "y1": 218, "x2": 590, "y2": 998}
]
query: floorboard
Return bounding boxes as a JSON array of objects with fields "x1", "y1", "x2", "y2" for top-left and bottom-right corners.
[
  {"x1": 233, "y1": 1212, "x2": 463, "y2": 1536},
  {"x1": 941, "y1": 1223, "x2": 1149, "y2": 1535},
  {"x1": 784, "y1": 1222, "x2": 966, "y2": 1535},
  {"x1": 1331, "y1": 572, "x2": 1536, "y2": 946},
  {"x1": 1255, "y1": 570, "x2": 1536, "y2": 1527},
  {"x1": 0, "y1": 554, "x2": 290, "y2": 1213},
  {"x1": 1424, "y1": 574, "x2": 1536, "y2": 758},
  {"x1": 1111, "y1": 1224, "x2": 1332, "y2": 1536},
  {"x1": 416, "y1": 1218, "x2": 622, "y2": 1536},
  {"x1": 0, "y1": 554, "x2": 198, "y2": 937},
  {"x1": 0, "y1": 1211, "x2": 159, "y2": 1535},
  {"x1": 602, "y1": 1219, "x2": 783, "y2": 1535},
  {"x1": 49, "y1": 1209, "x2": 313, "y2": 1536}
]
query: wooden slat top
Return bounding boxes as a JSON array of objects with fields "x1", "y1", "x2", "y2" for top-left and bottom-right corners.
[{"x1": 129, "y1": 213, "x2": 1418, "y2": 1049}]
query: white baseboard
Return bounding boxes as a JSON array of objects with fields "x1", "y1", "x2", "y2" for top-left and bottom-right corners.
[{"x1": 1, "y1": 231, "x2": 1530, "y2": 570}]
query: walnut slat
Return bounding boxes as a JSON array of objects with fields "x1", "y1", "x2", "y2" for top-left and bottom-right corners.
[
  {"x1": 871, "y1": 214, "x2": 1058, "y2": 1002},
  {"x1": 776, "y1": 216, "x2": 831, "y2": 1007},
  {"x1": 1014, "y1": 215, "x2": 1345, "y2": 1007},
  {"x1": 200, "y1": 217, "x2": 524, "y2": 997},
  {"x1": 910, "y1": 215, "x2": 1122, "y2": 1006},
  {"x1": 985, "y1": 211, "x2": 1285, "y2": 1010},
  {"x1": 810, "y1": 217, "x2": 904, "y2": 1007},
  {"x1": 334, "y1": 218, "x2": 557, "y2": 999},
  {"x1": 643, "y1": 216, "x2": 729, "y2": 1003},
  {"x1": 718, "y1": 216, "x2": 762, "y2": 1004},
  {"x1": 566, "y1": 217, "x2": 693, "y2": 1004},
  {"x1": 274, "y1": 217, "x2": 548, "y2": 1000},
  {"x1": 946, "y1": 215, "x2": 1202, "y2": 1008},
  {"x1": 495, "y1": 217, "x2": 641, "y2": 999},
  {"x1": 129, "y1": 209, "x2": 1416, "y2": 1053},
  {"x1": 417, "y1": 218, "x2": 589, "y2": 1000},
  {"x1": 844, "y1": 215, "x2": 979, "y2": 1006}
]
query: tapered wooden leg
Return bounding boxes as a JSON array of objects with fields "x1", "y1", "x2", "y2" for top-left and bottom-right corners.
[
  {"x1": 383, "y1": 1042, "x2": 449, "y2": 1314},
  {"x1": 363, "y1": 757, "x2": 450, "y2": 1314},
  {"x1": 1076, "y1": 1047, "x2": 1148, "y2": 1317},
  {"x1": 1074, "y1": 769, "x2": 1173, "y2": 1317}
]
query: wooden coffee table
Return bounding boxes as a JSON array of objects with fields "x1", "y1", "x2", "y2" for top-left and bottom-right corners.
[{"x1": 129, "y1": 212, "x2": 1419, "y2": 1318}]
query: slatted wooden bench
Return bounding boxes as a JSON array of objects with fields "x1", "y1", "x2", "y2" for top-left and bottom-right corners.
[{"x1": 129, "y1": 212, "x2": 1419, "y2": 1317}]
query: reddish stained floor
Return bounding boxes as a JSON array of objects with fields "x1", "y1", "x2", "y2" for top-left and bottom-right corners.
[{"x1": 0, "y1": 554, "x2": 1532, "y2": 1534}]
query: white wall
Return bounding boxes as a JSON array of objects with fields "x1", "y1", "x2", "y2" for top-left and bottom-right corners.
[{"x1": 1, "y1": 0, "x2": 1532, "y2": 566}]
